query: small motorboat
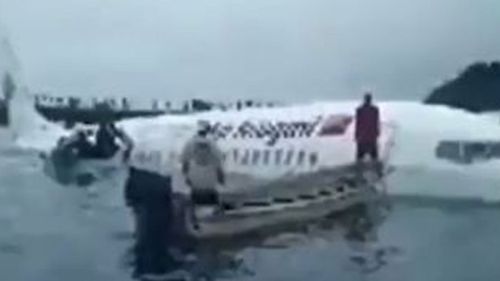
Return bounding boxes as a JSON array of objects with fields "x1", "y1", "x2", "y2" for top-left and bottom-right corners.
[{"x1": 174, "y1": 164, "x2": 388, "y2": 240}]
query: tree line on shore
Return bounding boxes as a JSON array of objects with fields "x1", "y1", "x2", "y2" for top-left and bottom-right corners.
[{"x1": 425, "y1": 61, "x2": 500, "y2": 113}]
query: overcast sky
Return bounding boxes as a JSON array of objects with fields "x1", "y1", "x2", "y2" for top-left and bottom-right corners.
[{"x1": 0, "y1": 0, "x2": 499, "y2": 102}]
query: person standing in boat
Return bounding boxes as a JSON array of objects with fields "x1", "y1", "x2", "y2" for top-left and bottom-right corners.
[
  {"x1": 181, "y1": 120, "x2": 226, "y2": 228},
  {"x1": 355, "y1": 93, "x2": 382, "y2": 174}
]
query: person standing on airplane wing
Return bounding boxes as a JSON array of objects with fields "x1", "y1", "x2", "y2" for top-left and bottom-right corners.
[
  {"x1": 355, "y1": 93, "x2": 382, "y2": 175},
  {"x1": 181, "y1": 120, "x2": 226, "y2": 229}
]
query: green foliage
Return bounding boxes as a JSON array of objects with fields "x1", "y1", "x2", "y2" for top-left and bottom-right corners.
[{"x1": 425, "y1": 61, "x2": 500, "y2": 112}]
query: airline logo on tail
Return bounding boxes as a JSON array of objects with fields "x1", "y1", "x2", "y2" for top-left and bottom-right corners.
[{"x1": 205, "y1": 114, "x2": 352, "y2": 146}]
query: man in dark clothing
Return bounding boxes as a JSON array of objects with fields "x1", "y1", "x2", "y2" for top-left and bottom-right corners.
[
  {"x1": 73, "y1": 131, "x2": 95, "y2": 158},
  {"x1": 62, "y1": 129, "x2": 93, "y2": 159},
  {"x1": 124, "y1": 167, "x2": 184, "y2": 279},
  {"x1": 95, "y1": 122, "x2": 120, "y2": 158},
  {"x1": 355, "y1": 93, "x2": 380, "y2": 163}
]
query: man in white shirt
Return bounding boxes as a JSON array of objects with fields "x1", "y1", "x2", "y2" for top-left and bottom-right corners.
[{"x1": 181, "y1": 121, "x2": 225, "y2": 228}]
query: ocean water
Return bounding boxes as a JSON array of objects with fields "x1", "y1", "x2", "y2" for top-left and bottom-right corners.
[{"x1": 1, "y1": 148, "x2": 500, "y2": 281}]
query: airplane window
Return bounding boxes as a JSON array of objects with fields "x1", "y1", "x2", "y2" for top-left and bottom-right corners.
[
  {"x1": 263, "y1": 150, "x2": 270, "y2": 165},
  {"x1": 285, "y1": 150, "x2": 294, "y2": 165},
  {"x1": 309, "y1": 152, "x2": 318, "y2": 166},
  {"x1": 275, "y1": 149, "x2": 283, "y2": 165},
  {"x1": 241, "y1": 149, "x2": 250, "y2": 165},
  {"x1": 297, "y1": 150, "x2": 305, "y2": 165},
  {"x1": 252, "y1": 150, "x2": 261, "y2": 165}
]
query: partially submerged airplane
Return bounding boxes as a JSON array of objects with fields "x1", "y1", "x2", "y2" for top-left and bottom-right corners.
[
  {"x1": 0, "y1": 29, "x2": 395, "y2": 241},
  {"x1": 34, "y1": 95, "x2": 500, "y2": 237},
  {"x1": 38, "y1": 101, "x2": 397, "y2": 239},
  {"x1": 43, "y1": 102, "x2": 397, "y2": 185}
]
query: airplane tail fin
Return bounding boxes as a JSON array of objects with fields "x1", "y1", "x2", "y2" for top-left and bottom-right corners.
[
  {"x1": 0, "y1": 29, "x2": 64, "y2": 151},
  {"x1": 0, "y1": 33, "x2": 17, "y2": 129}
]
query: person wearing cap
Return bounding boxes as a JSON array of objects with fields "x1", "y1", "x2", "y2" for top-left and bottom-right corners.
[{"x1": 180, "y1": 120, "x2": 225, "y2": 228}]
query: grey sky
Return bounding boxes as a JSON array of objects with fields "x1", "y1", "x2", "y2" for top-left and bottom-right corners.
[{"x1": 0, "y1": 0, "x2": 499, "y2": 102}]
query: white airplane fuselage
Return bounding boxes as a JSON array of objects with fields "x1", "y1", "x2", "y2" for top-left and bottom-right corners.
[{"x1": 123, "y1": 102, "x2": 396, "y2": 194}]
